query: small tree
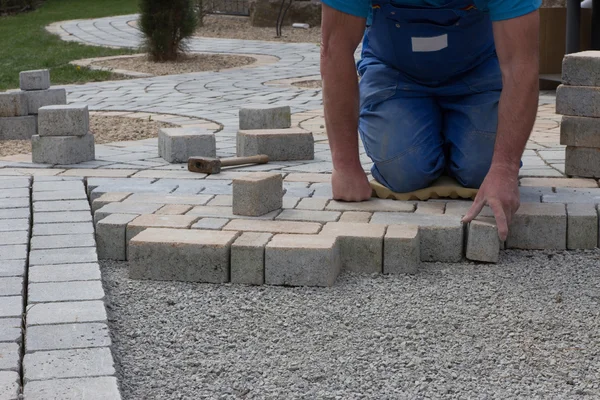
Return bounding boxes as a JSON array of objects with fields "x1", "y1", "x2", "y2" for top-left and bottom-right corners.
[{"x1": 138, "y1": 0, "x2": 198, "y2": 62}]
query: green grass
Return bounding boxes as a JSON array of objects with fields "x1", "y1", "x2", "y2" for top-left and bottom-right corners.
[{"x1": 0, "y1": 0, "x2": 142, "y2": 90}]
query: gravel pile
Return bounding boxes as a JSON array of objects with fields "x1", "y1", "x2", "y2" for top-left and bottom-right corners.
[{"x1": 101, "y1": 250, "x2": 600, "y2": 399}]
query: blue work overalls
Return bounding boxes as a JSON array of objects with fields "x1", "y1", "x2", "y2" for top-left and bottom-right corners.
[{"x1": 357, "y1": 0, "x2": 503, "y2": 192}]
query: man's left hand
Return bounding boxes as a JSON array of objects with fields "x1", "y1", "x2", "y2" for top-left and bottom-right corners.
[{"x1": 462, "y1": 164, "x2": 520, "y2": 241}]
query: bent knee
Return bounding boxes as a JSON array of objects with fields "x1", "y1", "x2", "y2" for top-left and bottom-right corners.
[{"x1": 372, "y1": 154, "x2": 445, "y2": 193}]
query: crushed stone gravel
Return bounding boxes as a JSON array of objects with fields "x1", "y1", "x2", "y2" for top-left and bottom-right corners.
[{"x1": 101, "y1": 250, "x2": 600, "y2": 399}]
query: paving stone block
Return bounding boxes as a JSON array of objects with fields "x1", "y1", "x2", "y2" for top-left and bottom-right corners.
[
  {"x1": 0, "y1": 188, "x2": 29, "y2": 199},
  {"x1": 561, "y1": 51, "x2": 600, "y2": 86},
  {"x1": 232, "y1": 173, "x2": 283, "y2": 217},
  {"x1": 24, "y1": 376, "x2": 121, "y2": 400},
  {"x1": 191, "y1": 218, "x2": 229, "y2": 230},
  {"x1": 231, "y1": 232, "x2": 272, "y2": 285},
  {"x1": 0, "y1": 245, "x2": 28, "y2": 261},
  {"x1": 155, "y1": 204, "x2": 193, "y2": 215},
  {"x1": 32, "y1": 133, "x2": 95, "y2": 165},
  {"x1": 327, "y1": 198, "x2": 415, "y2": 213},
  {"x1": 282, "y1": 196, "x2": 300, "y2": 209},
  {"x1": 23, "y1": 347, "x2": 115, "y2": 381},
  {"x1": 309, "y1": 183, "x2": 333, "y2": 198},
  {"x1": 320, "y1": 222, "x2": 385, "y2": 273},
  {"x1": 129, "y1": 228, "x2": 239, "y2": 283},
  {"x1": 33, "y1": 200, "x2": 90, "y2": 213},
  {"x1": 19, "y1": 69, "x2": 51, "y2": 91},
  {"x1": 566, "y1": 203, "x2": 598, "y2": 249},
  {"x1": 276, "y1": 209, "x2": 340, "y2": 222},
  {"x1": 158, "y1": 127, "x2": 216, "y2": 163},
  {"x1": 0, "y1": 319, "x2": 21, "y2": 344},
  {"x1": 223, "y1": 219, "x2": 321, "y2": 234},
  {"x1": 0, "y1": 179, "x2": 30, "y2": 190},
  {"x1": 415, "y1": 202, "x2": 445, "y2": 214},
  {"x1": 370, "y1": 213, "x2": 464, "y2": 262},
  {"x1": 265, "y1": 234, "x2": 340, "y2": 287},
  {"x1": 0, "y1": 91, "x2": 28, "y2": 117},
  {"x1": 565, "y1": 146, "x2": 600, "y2": 178},
  {"x1": 0, "y1": 207, "x2": 29, "y2": 220},
  {"x1": 0, "y1": 260, "x2": 26, "y2": 277},
  {"x1": 96, "y1": 214, "x2": 138, "y2": 261},
  {"x1": 29, "y1": 247, "x2": 98, "y2": 266},
  {"x1": 339, "y1": 211, "x2": 372, "y2": 223},
  {"x1": 239, "y1": 104, "x2": 291, "y2": 130},
  {"x1": 0, "y1": 277, "x2": 23, "y2": 297},
  {"x1": 30, "y1": 234, "x2": 95, "y2": 250},
  {"x1": 126, "y1": 214, "x2": 198, "y2": 243},
  {"x1": 295, "y1": 198, "x2": 328, "y2": 210},
  {"x1": 34, "y1": 211, "x2": 91, "y2": 224},
  {"x1": 0, "y1": 198, "x2": 29, "y2": 210},
  {"x1": 466, "y1": 219, "x2": 500, "y2": 263},
  {"x1": 0, "y1": 296, "x2": 22, "y2": 318},
  {"x1": 520, "y1": 177, "x2": 598, "y2": 189},
  {"x1": 506, "y1": 203, "x2": 567, "y2": 250},
  {"x1": 560, "y1": 115, "x2": 600, "y2": 148},
  {"x1": 29, "y1": 263, "x2": 101, "y2": 283},
  {"x1": 26, "y1": 301, "x2": 107, "y2": 326},
  {"x1": 26, "y1": 323, "x2": 110, "y2": 352},
  {"x1": 94, "y1": 203, "x2": 163, "y2": 224},
  {"x1": 0, "y1": 219, "x2": 29, "y2": 232},
  {"x1": 92, "y1": 192, "x2": 131, "y2": 213},
  {"x1": 187, "y1": 205, "x2": 279, "y2": 220},
  {"x1": 383, "y1": 225, "x2": 420, "y2": 274},
  {"x1": 0, "y1": 343, "x2": 20, "y2": 371},
  {"x1": 123, "y1": 193, "x2": 212, "y2": 206},
  {"x1": 38, "y1": 105, "x2": 89, "y2": 137},
  {"x1": 0, "y1": 115, "x2": 37, "y2": 140},
  {"x1": 0, "y1": 231, "x2": 29, "y2": 246},
  {"x1": 237, "y1": 128, "x2": 314, "y2": 161},
  {"x1": 33, "y1": 222, "x2": 94, "y2": 236},
  {"x1": 33, "y1": 190, "x2": 87, "y2": 202},
  {"x1": 284, "y1": 173, "x2": 331, "y2": 183},
  {"x1": 206, "y1": 195, "x2": 232, "y2": 207},
  {"x1": 0, "y1": 371, "x2": 19, "y2": 400},
  {"x1": 556, "y1": 85, "x2": 600, "y2": 117},
  {"x1": 24, "y1": 88, "x2": 67, "y2": 115},
  {"x1": 33, "y1": 180, "x2": 84, "y2": 192},
  {"x1": 28, "y1": 281, "x2": 104, "y2": 303}
]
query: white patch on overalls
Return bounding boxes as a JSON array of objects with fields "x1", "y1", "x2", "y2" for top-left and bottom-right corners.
[{"x1": 411, "y1": 34, "x2": 448, "y2": 52}]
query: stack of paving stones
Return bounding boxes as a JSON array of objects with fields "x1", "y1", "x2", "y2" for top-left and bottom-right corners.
[
  {"x1": 32, "y1": 104, "x2": 95, "y2": 164},
  {"x1": 237, "y1": 105, "x2": 315, "y2": 161},
  {"x1": 557, "y1": 51, "x2": 600, "y2": 178},
  {"x1": 0, "y1": 69, "x2": 66, "y2": 141},
  {"x1": 0, "y1": 176, "x2": 121, "y2": 399}
]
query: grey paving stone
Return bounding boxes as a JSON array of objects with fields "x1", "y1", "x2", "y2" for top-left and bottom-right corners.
[
  {"x1": 31, "y1": 234, "x2": 95, "y2": 250},
  {"x1": 29, "y1": 247, "x2": 98, "y2": 266},
  {"x1": 0, "y1": 319, "x2": 21, "y2": 344},
  {"x1": 96, "y1": 214, "x2": 138, "y2": 261},
  {"x1": 233, "y1": 173, "x2": 283, "y2": 217},
  {"x1": 566, "y1": 203, "x2": 598, "y2": 249},
  {"x1": 0, "y1": 296, "x2": 22, "y2": 318},
  {"x1": 24, "y1": 376, "x2": 121, "y2": 400},
  {"x1": 295, "y1": 198, "x2": 328, "y2": 210},
  {"x1": 560, "y1": 115, "x2": 600, "y2": 148},
  {"x1": 0, "y1": 197, "x2": 30, "y2": 209},
  {"x1": 0, "y1": 91, "x2": 28, "y2": 117},
  {"x1": 370, "y1": 213, "x2": 464, "y2": 262},
  {"x1": 32, "y1": 133, "x2": 95, "y2": 165},
  {"x1": 155, "y1": 204, "x2": 193, "y2": 215},
  {"x1": 0, "y1": 277, "x2": 23, "y2": 297},
  {"x1": 265, "y1": 234, "x2": 340, "y2": 287},
  {"x1": 519, "y1": 186, "x2": 553, "y2": 203},
  {"x1": 466, "y1": 219, "x2": 501, "y2": 263},
  {"x1": 190, "y1": 218, "x2": 230, "y2": 230},
  {"x1": 20, "y1": 69, "x2": 50, "y2": 90},
  {"x1": 506, "y1": 203, "x2": 567, "y2": 250},
  {"x1": 0, "y1": 219, "x2": 30, "y2": 232},
  {"x1": 129, "y1": 228, "x2": 239, "y2": 283},
  {"x1": 237, "y1": 128, "x2": 314, "y2": 161},
  {"x1": 33, "y1": 180, "x2": 84, "y2": 192},
  {"x1": 23, "y1": 347, "x2": 115, "y2": 381},
  {"x1": 123, "y1": 193, "x2": 212, "y2": 206},
  {"x1": 0, "y1": 260, "x2": 26, "y2": 277},
  {"x1": 231, "y1": 232, "x2": 272, "y2": 285},
  {"x1": 26, "y1": 323, "x2": 111, "y2": 352},
  {"x1": 29, "y1": 263, "x2": 101, "y2": 283},
  {"x1": 0, "y1": 115, "x2": 37, "y2": 140},
  {"x1": 0, "y1": 178, "x2": 29, "y2": 190},
  {"x1": 0, "y1": 188, "x2": 29, "y2": 199},
  {"x1": 0, "y1": 231, "x2": 29, "y2": 246},
  {"x1": 276, "y1": 209, "x2": 340, "y2": 223},
  {"x1": 94, "y1": 203, "x2": 163, "y2": 224},
  {"x1": 38, "y1": 105, "x2": 89, "y2": 137},
  {"x1": 327, "y1": 199, "x2": 415, "y2": 213},
  {"x1": 26, "y1": 301, "x2": 107, "y2": 326},
  {"x1": 561, "y1": 51, "x2": 600, "y2": 86},
  {"x1": 33, "y1": 222, "x2": 94, "y2": 236},
  {"x1": 33, "y1": 190, "x2": 87, "y2": 202},
  {"x1": 34, "y1": 211, "x2": 91, "y2": 224},
  {"x1": 0, "y1": 207, "x2": 29, "y2": 220},
  {"x1": 339, "y1": 211, "x2": 372, "y2": 223},
  {"x1": 565, "y1": 146, "x2": 600, "y2": 178},
  {"x1": 0, "y1": 343, "x2": 20, "y2": 371},
  {"x1": 158, "y1": 127, "x2": 216, "y2": 162},
  {"x1": 24, "y1": 88, "x2": 67, "y2": 114},
  {"x1": 92, "y1": 192, "x2": 132, "y2": 213},
  {"x1": 320, "y1": 222, "x2": 385, "y2": 273},
  {"x1": 28, "y1": 281, "x2": 104, "y2": 303},
  {"x1": 90, "y1": 185, "x2": 177, "y2": 202},
  {"x1": 0, "y1": 245, "x2": 28, "y2": 261},
  {"x1": 239, "y1": 104, "x2": 291, "y2": 130},
  {"x1": 0, "y1": 371, "x2": 19, "y2": 400},
  {"x1": 33, "y1": 200, "x2": 90, "y2": 213},
  {"x1": 383, "y1": 224, "x2": 420, "y2": 274}
]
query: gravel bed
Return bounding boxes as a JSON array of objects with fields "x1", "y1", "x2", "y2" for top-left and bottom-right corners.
[{"x1": 102, "y1": 250, "x2": 600, "y2": 399}]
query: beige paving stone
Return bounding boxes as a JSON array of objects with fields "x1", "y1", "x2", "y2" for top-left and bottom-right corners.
[
  {"x1": 231, "y1": 232, "x2": 273, "y2": 285},
  {"x1": 295, "y1": 198, "x2": 328, "y2": 210},
  {"x1": 206, "y1": 195, "x2": 232, "y2": 207},
  {"x1": 384, "y1": 225, "x2": 420, "y2": 274},
  {"x1": 123, "y1": 193, "x2": 213, "y2": 206},
  {"x1": 506, "y1": 203, "x2": 567, "y2": 250},
  {"x1": 265, "y1": 234, "x2": 340, "y2": 287},
  {"x1": 223, "y1": 219, "x2": 321, "y2": 234},
  {"x1": 233, "y1": 173, "x2": 283, "y2": 217},
  {"x1": 565, "y1": 146, "x2": 600, "y2": 178},
  {"x1": 339, "y1": 211, "x2": 372, "y2": 223},
  {"x1": 59, "y1": 169, "x2": 137, "y2": 178},
  {"x1": 519, "y1": 177, "x2": 598, "y2": 189},
  {"x1": 414, "y1": 202, "x2": 446, "y2": 214},
  {"x1": 129, "y1": 228, "x2": 239, "y2": 283},
  {"x1": 327, "y1": 198, "x2": 414, "y2": 213},
  {"x1": 560, "y1": 115, "x2": 600, "y2": 148},
  {"x1": 320, "y1": 222, "x2": 386, "y2": 273},
  {"x1": 94, "y1": 203, "x2": 163, "y2": 224},
  {"x1": 186, "y1": 205, "x2": 279, "y2": 220},
  {"x1": 126, "y1": 214, "x2": 198, "y2": 243},
  {"x1": 284, "y1": 173, "x2": 331, "y2": 183},
  {"x1": 191, "y1": 218, "x2": 229, "y2": 230},
  {"x1": 466, "y1": 218, "x2": 501, "y2": 263},
  {"x1": 96, "y1": 213, "x2": 138, "y2": 261},
  {"x1": 276, "y1": 209, "x2": 340, "y2": 223},
  {"x1": 237, "y1": 128, "x2": 314, "y2": 161},
  {"x1": 566, "y1": 203, "x2": 598, "y2": 249},
  {"x1": 155, "y1": 204, "x2": 193, "y2": 215}
]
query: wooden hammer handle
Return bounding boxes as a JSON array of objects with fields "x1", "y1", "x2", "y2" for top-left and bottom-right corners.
[{"x1": 220, "y1": 155, "x2": 269, "y2": 167}]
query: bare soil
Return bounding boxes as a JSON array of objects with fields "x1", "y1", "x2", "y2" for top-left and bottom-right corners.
[{"x1": 293, "y1": 79, "x2": 322, "y2": 89}]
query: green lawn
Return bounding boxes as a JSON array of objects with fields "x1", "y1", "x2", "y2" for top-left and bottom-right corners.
[{"x1": 0, "y1": 0, "x2": 141, "y2": 90}]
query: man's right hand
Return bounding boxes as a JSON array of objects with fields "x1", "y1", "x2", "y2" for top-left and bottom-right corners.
[{"x1": 331, "y1": 164, "x2": 372, "y2": 202}]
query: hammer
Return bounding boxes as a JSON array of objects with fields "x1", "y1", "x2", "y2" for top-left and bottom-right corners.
[{"x1": 187, "y1": 154, "x2": 269, "y2": 174}]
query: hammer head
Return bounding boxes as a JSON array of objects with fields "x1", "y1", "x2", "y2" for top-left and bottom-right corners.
[{"x1": 188, "y1": 157, "x2": 221, "y2": 174}]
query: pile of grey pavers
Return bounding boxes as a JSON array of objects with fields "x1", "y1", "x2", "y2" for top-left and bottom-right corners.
[
  {"x1": 557, "y1": 50, "x2": 600, "y2": 178},
  {"x1": 0, "y1": 69, "x2": 66, "y2": 141}
]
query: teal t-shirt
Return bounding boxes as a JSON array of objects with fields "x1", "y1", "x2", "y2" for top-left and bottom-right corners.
[{"x1": 322, "y1": 0, "x2": 541, "y2": 22}]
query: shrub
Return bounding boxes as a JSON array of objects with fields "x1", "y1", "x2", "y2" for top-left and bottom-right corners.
[
  {"x1": 0, "y1": 0, "x2": 42, "y2": 15},
  {"x1": 138, "y1": 0, "x2": 198, "y2": 62}
]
